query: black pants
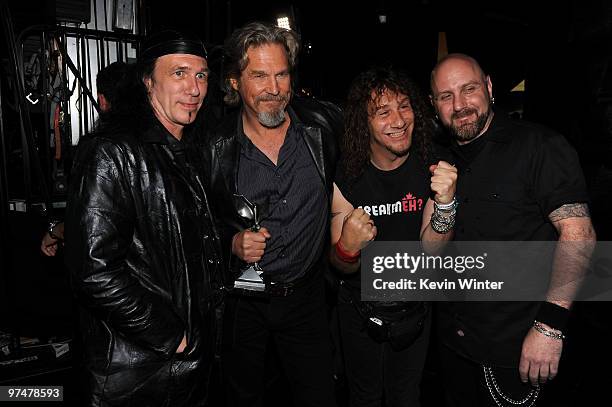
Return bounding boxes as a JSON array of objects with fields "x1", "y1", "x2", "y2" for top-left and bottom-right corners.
[
  {"x1": 221, "y1": 275, "x2": 337, "y2": 407},
  {"x1": 438, "y1": 344, "x2": 540, "y2": 407},
  {"x1": 337, "y1": 286, "x2": 431, "y2": 407}
]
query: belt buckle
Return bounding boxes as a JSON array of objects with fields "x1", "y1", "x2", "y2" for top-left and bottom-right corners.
[{"x1": 267, "y1": 281, "x2": 293, "y2": 297}]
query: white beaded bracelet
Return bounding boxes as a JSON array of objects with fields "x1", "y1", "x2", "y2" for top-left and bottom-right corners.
[{"x1": 434, "y1": 196, "x2": 458, "y2": 211}]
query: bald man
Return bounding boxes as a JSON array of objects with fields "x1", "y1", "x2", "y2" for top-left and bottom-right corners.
[{"x1": 429, "y1": 54, "x2": 596, "y2": 406}]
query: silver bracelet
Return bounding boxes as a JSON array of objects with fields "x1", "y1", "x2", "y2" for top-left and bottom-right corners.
[
  {"x1": 430, "y1": 210, "x2": 455, "y2": 234},
  {"x1": 430, "y1": 197, "x2": 457, "y2": 234},
  {"x1": 533, "y1": 320, "x2": 565, "y2": 340}
]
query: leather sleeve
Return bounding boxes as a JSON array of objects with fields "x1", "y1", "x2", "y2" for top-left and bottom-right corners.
[
  {"x1": 65, "y1": 137, "x2": 184, "y2": 356},
  {"x1": 204, "y1": 136, "x2": 245, "y2": 285},
  {"x1": 318, "y1": 99, "x2": 344, "y2": 138}
]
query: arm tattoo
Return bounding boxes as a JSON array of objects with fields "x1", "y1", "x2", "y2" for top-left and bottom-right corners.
[{"x1": 549, "y1": 203, "x2": 590, "y2": 223}]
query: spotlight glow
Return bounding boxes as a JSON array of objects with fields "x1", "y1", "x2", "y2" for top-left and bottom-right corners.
[{"x1": 277, "y1": 16, "x2": 291, "y2": 30}]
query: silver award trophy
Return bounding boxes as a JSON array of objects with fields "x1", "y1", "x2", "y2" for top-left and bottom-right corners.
[{"x1": 233, "y1": 195, "x2": 266, "y2": 292}]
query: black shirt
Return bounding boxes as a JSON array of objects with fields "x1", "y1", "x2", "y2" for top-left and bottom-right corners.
[
  {"x1": 451, "y1": 113, "x2": 589, "y2": 241},
  {"x1": 161, "y1": 127, "x2": 222, "y2": 287},
  {"x1": 236, "y1": 110, "x2": 328, "y2": 283},
  {"x1": 164, "y1": 128, "x2": 188, "y2": 169},
  {"x1": 439, "y1": 113, "x2": 589, "y2": 367},
  {"x1": 336, "y1": 153, "x2": 430, "y2": 291},
  {"x1": 456, "y1": 132, "x2": 487, "y2": 163}
]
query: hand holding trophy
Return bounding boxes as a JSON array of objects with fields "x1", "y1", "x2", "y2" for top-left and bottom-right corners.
[{"x1": 232, "y1": 195, "x2": 270, "y2": 292}]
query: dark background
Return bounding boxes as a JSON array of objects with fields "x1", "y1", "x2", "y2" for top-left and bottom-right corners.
[
  {"x1": 146, "y1": 0, "x2": 612, "y2": 174},
  {"x1": 1, "y1": 0, "x2": 611, "y2": 406}
]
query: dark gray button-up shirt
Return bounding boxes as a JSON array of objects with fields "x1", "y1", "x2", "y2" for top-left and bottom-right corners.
[{"x1": 236, "y1": 111, "x2": 327, "y2": 283}]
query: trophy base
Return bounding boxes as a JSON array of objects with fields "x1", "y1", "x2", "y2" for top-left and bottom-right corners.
[
  {"x1": 234, "y1": 266, "x2": 266, "y2": 292},
  {"x1": 234, "y1": 280, "x2": 266, "y2": 291}
]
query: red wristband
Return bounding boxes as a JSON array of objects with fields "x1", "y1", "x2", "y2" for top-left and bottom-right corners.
[{"x1": 335, "y1": 240, "x2": 360, "y2": 263}]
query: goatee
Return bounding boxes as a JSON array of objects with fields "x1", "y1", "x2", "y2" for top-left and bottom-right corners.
[
  {"x1": 258, "y1": 109, "x2": 286, "y2": 128},
  {"x1": 255, "y1": 94, "x2": 290, "y2": 128},
  {"x1": 449, "y1": 107, "x2": 491, "y2": 142}
]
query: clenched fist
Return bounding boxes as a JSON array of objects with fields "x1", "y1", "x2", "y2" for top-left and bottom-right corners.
[
  {"x1": 232, "y1": 227, "x2": 271, "y2": 263},
  {"x1": 429, "y1": 161, "x2": 457, "y2": 204},
  {"x1": 338, "y1": 208, "x2": 377, "y2": 253}
]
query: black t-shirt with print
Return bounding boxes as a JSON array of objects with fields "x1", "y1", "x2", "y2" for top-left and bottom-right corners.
[{"x1": 335, "y1": 152, "x2": 431, "y2": 290}]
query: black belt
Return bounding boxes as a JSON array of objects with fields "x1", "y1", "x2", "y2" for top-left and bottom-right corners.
[
  {"x1": 266, "y1": 272, "x2": 313, "y2": 296},
  {"x1": 232, "y1": 268, "x2": 319, "y2": 298}
]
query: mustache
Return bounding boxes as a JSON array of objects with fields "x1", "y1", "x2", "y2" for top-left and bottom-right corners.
[
  {"x1": 452, "y1": 108, "x2": 477, "y2": 120},
  {"x1": 255, "y1": 94, "x2": 289, "y2": 103}
]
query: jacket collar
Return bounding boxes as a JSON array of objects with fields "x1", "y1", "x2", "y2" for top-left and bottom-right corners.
[
  {"x1": 295, "y1": 109, "x2": 326, "y2": 184},
  {"x1": 215, "y1": 103, "x2": 328, "y2": 193}
]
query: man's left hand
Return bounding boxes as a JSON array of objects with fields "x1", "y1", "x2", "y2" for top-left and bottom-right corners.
[
  {"x1": 429, "y1": 161, "x2": 457, "y2": 204},
  {"x1": 519, "y1": 324, "x2": 563, "y2": 386}
]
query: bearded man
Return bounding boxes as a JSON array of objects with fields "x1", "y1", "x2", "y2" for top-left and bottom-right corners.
[
  {"x1": 206, "y1": 21, "x2": 342, "y2": 407},
  {"x1": 430, "y1": 53, "x2": 596, "y2": 407}
]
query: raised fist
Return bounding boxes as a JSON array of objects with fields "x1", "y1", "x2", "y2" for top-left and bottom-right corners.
[
  {"x1": 338, "y1": 208, "x2": 377, "y2": 253},
  {"x1": 429, "y1": 161, "x2": 457, "y2": 204}
]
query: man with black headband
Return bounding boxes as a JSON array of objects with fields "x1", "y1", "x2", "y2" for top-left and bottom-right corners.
[
  {"x1": 65, "y1": 30, "x2": 221, "y2": 406},
  {"x1": 207, "y1": 21, "x2": 341, "y2": 406}
]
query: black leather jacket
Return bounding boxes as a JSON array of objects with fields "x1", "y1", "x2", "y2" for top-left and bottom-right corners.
[
  {"x1": 206, "y1": 97, "x2": 342, "y2": 283},
  {"x1": 65, "y1": 118, "x2": 222, "y2": 407}
]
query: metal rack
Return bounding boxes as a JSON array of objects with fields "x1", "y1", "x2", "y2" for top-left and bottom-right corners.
[{"x1": 0, "y1": 0, "x2": 142, "y2": 356}]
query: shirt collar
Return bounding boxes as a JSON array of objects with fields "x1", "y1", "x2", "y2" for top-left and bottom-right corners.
[{"x1": 482, "y1": 111, "x2": 512, "y2": 144}]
